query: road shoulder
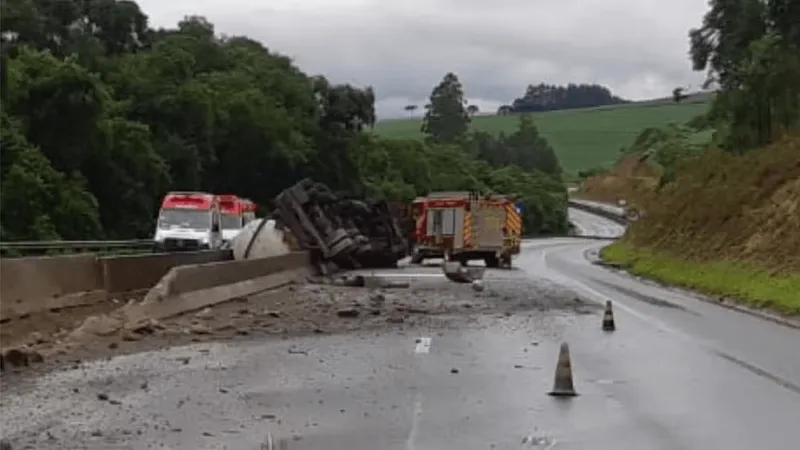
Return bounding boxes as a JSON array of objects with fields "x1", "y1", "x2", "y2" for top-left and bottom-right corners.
[{"x1": 599, "y1": 241, "x2": 800, "y2": 325}]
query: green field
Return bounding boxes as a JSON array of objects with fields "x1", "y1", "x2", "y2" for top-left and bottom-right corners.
[{"x1": 373, "y1": 94, "x2": 712, "y2": 173}]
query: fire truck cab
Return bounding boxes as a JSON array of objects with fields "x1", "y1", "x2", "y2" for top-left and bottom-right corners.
[
  {"x1": 153, "y1": 191, "x2": 223, "y2": 252},
  {"x1": 410, "y1": 191, "x2": 522, "y2": 268}
]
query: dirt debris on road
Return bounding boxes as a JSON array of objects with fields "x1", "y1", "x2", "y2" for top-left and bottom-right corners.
[{"x1": 1, "y1": 273, "x2": 599, "y2": 378}]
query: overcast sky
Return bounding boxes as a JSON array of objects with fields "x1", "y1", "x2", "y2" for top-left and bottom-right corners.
[{"x1": 137, "y1": 0, "x2": 709, "y2": 119}]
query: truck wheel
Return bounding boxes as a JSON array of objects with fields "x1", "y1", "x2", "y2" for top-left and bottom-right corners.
[
  {"x1": 410, "y1": 252, "x2": 424, "y2": 265},
  {"x1": 484, "y1": 255, "x2": 500, "y2": 268}
]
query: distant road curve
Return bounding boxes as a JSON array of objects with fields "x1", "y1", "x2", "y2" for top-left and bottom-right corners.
[
  {"x1": 569, "y1": 198, "x2": 627, "y2": 217},
  {"x1": 568, "y1": 207, "x2": 625, "y2": 239}
]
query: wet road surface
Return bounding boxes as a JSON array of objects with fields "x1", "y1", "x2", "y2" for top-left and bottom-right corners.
[
  {"x1": 567, "y1": 207, "x2": 624, "y2": 239},
  {"x1": 2, "y1": 211, "x2": 799, "y2": 449},
  {"x1": 569, "y1": 199, "x2": 627, "y2": 217}
]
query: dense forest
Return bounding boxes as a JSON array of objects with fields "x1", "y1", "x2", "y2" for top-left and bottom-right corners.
[
  {"x1": 0, "y1": 0, "x2": 568, "y2": 242},
  {"x1": 498, "y1": 83, "x2": 628, "y2": 114}
]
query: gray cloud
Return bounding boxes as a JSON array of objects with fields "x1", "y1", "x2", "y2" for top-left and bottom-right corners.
[{"x1": 138, "y1": 0, "x2": 709, "y2": 118}]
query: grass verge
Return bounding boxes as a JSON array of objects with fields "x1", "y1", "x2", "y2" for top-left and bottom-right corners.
[{"x1": 601, "y1": 241, "x2": 800, "y2": 315}]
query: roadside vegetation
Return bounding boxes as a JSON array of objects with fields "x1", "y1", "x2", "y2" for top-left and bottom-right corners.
[
  {"x1": 603, "y1": 244, "x2": 800, "y2": 315},
  {"x1": 593, "y1": 0, "x2": 800, "y2": 314},
  {"x1": 0, "y1": 0, "x2": 569, "y2": 243}
]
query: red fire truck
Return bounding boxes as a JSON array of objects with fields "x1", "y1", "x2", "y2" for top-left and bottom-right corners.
[{"x1": 410, "y1": 191, "x2": 522, "y2": 268}]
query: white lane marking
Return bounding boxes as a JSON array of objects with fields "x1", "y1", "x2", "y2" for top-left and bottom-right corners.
[
  {"x1": 537, "y1": 245, "x2": 692, "y2": 339},
  {"x1": 385, "y1": 273, "x2": 443, "y2": 278},
  {"x1": 405, "y1": 393, "x2": 423, "y2": 450},
  {"x1": 538, "y1": 242, "x2": 800, "y2": 396},
  {"x1": 414, "y1": 337, "x2": 432, "y2": 354}
]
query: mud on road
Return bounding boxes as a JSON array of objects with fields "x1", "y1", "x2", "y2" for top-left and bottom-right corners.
[{"x1": 0, "y1": 269, "x2": 599, "y2": 382}]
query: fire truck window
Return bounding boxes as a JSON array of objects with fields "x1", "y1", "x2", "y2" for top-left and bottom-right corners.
[
  {"x1": 441, "y1": 209, "x2": 456, "y2": 235},
  {"x1": 432, "y1": 210, "x2": 443, "y2": 233},
  {"x1": 221, "y1": 213, "x2": 242, "y2": 230},
  {"x1": 158, "y1": 209, "x2": 209, "y2": 229}
]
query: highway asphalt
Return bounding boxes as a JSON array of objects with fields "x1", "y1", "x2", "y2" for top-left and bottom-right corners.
[{"x1": 1, "y1": 209, "x2": 798, "y2": 449}]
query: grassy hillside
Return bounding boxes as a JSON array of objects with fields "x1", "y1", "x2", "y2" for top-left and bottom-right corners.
[
  {"x1": 601, "y1": 139, "x2": 800, "y2": 314},
  {"x1": 374, "y1": 93, "x2": 712, "y2": 173}
]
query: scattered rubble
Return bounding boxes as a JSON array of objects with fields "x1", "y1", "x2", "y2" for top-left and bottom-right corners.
[
  {"x1": 1, "y1": 261, "x2": 603, "y2": 378},
  {"x1": 0, "y1": 347, "x2": 44, "y2": 371}
]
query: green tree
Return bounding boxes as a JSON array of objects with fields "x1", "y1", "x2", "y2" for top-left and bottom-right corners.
[
  {"x1": 421, "y1": 72, "x2": 470, "y2": 144},
  {"x1": 508, "y1": 82, "x2": 627, "y2": 113},
  {"x1": 0, "y1": 1, "x2": 571, "y2": 242},
  {"x1": 1, "y1": 111, "x2": 102, "y2": 241},
  {"x1": 504, "y1": 115, "x2": 562, "y2": 177},
  {"x1": 403, "y1": 104, "x2": 418, "y2": 117},
  {"x1": 689, "y1": 0, "x2": 800, "y2": 150},
  {"x1": 672, "y1": 87, "x2": 688, "y2": 103}
]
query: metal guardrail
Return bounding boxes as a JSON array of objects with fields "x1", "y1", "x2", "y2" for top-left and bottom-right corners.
[
  {"x1": 0, "y1": 239, "x2": 153, "y2": 250},
  {"x1": 0, "y1": 239, "x2": 154, "y2": 257}
]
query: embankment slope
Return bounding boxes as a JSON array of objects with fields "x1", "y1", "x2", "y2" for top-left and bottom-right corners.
[{"x1": 602, "y1": 138, "x2": 800, "y2": 314}]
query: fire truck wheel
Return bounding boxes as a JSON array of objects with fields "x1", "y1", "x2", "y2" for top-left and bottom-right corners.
[
  {"x1": 484, "y1": 255, "x2": 500, "y2": 268},
  {"x1": 410, "y1": 252, "x2": 424, "y2": 264}
]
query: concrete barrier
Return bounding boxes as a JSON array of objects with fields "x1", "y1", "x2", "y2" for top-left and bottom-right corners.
[
  {"x1": 99, "y1": 250, "x2": 232, "y2": 294},
  {"x1": 124, "y1": 252, "x2": 311, "y2": 325},
  {"x1": 0, "y1": 250, "x2": 233, "y2": 321},
  {"x1": 0, "y1": 254, "x2": 103, "y2": 320},
  {"x1": 164, "y1": 251, "x2": 307, "y2": 297}
]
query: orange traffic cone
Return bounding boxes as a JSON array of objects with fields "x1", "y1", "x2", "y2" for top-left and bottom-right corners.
[
  {"x1": 602, "y1": 301, "x2": 616, "y2": 332},
  {"x1": 548, "y1": 343, "x2": 577, "y2": 397}
]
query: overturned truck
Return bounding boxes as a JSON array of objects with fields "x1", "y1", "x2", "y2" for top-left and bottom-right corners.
[{"x1": 268, "y1": 179, "x2": 409, "y2": 275}]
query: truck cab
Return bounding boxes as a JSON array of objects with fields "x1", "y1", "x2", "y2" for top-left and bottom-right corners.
[
  {"x1": 153, "y1": 191, "x2": 223, "y2": 252},
  {"x1": 240, "y1": 198, "x2": 257, "y2": 225},
  {"x1": 218, "y1": 195, "x2": 245, "y2": 245}
]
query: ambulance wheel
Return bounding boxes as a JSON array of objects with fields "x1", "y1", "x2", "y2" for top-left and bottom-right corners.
[{"x1": 484, "y1": 255, "x2": 500, "y2": 268}]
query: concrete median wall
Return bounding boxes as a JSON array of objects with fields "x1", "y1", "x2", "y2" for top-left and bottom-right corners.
[
  {"x1": 0, "y1": 254, "x2": 103, "y2": 320},
  {"x1": 100, "y1": 250, "x2": 232, "y2": 294},
  {"x1": 0, "y1": 250, "x2": 233, "y2": 321},
  {"x1": 124, "y1": 252, "x2": 311, "y2": 325},
  {"x1": 164, "y1": 251, "x2": 309, "y2": 297}
]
